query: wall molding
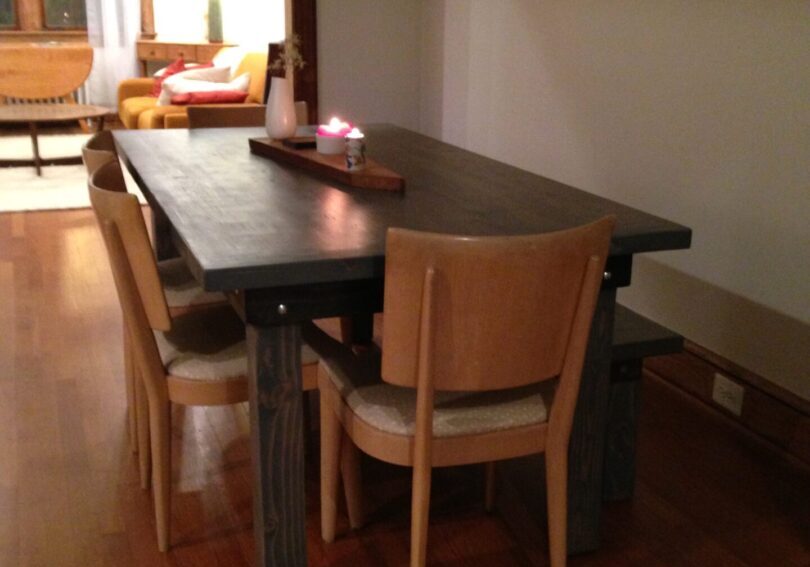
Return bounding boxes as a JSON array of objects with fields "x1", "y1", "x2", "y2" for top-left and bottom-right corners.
[{"x1": 646, "y1": 343, "x2": 810, "y2": 466}]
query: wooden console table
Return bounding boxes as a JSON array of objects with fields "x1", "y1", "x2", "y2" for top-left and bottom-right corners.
[{"x1": 136, "y1": 39, "x2": 236, "y2": 76}]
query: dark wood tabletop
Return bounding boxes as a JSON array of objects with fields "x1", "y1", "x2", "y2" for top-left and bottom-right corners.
[
  {"x1": 115, "y1": 125, "x2": 690, "y2": 292},
  {"x1": 114, "y1": 125, "x2": 692, "y2": 565}
]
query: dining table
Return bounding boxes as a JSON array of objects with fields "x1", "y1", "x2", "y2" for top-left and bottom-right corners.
[{"x1": 114, "y1": 124, "x2": 691, "y2": 566}]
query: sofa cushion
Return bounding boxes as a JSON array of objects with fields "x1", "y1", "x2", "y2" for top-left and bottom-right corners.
[
  {"x1": 137, "y1": 105, "x2": 188, "y2": 129},
  {"x1": 120, "y1": 96, "x2": 158, "y2": 129},
  {"x1": 233, "y1": 52, "x2": 268, "y2": 104},
  {"x1": 149, "y1": 57, "x2": 186, "y2": 97},
  {"x1": 171, "y1": 90, "x2": 249, "y2": 105},
  {"x1": 157, "y1": 65, "x2": 231, "y2": 105}
]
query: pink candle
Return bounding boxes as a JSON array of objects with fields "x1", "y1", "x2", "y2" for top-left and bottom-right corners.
[{"x1": 317, "y1": 117, "x2": 352, "y2": 137}]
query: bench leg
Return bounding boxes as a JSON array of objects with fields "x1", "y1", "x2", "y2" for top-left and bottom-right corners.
[{"x1": 603, "y1": 359, "x2": 642, "y2": 501}]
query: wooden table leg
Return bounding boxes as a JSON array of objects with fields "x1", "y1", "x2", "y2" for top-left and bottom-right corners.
[
  {"x1": 566, "y1": 287, "x2": 615, "y2": 553},
  {"x1": 29, "y1": 122, "x2": 41, "y2": 176},
  {"x1": 247, "y1": 322, "x2": 307, "y2": 567},
  {"x1": 495, "y1": 288, "x2": 615, "y2": 556},
  {"x1": 150, "y1": 204, "x2": 180, "y2": 261}
]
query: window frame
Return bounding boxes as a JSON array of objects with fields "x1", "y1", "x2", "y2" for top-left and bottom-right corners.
[
  {"x1": 0, "y1": 0, "x2": 88, "y2": 37},
  {"x1": 39, "y1": 0, "x2": 87, "y2": 31}
]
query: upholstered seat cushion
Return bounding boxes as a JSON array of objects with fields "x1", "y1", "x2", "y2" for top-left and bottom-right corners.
[
  {"x1": 120, "y1": 96, "x2": 157, "y2": 129},
  {"x1": 321, "y1": 350, "x2": 556, "y2": 438},
  {"x1": 155, "y1": 304, "x2": 320, "y2": 382},
  {"x1": 157, "y1": 257, "x2": 226, "y2": 309}
]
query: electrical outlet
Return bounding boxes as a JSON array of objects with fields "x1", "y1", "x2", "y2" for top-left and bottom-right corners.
[{"x1": 712, "y1": 373, "x2": 744, "y2": 416}]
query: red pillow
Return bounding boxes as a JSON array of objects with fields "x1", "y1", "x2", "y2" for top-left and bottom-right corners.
[
  {"x1": 170, "y1": 90, "x2": 250, "y2": 105},
  {"x1": 149, "y1": 58, "x2": 186, "y2": 97}
]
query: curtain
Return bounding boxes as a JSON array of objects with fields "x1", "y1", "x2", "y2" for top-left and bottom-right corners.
[{"x1": 85, "y1": 0, "x2": 140, "y2": 107}]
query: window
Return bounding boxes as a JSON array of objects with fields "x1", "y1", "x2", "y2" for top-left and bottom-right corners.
[
  {"x1": 0, "y1": 0, "x2": 16, "y2": 28},
  {"x1": 43, "y1": 0, "x2": 86, "y2": 29},
  {"x1": 0, "y1": 0, "x2": 87, "y2": 31}
]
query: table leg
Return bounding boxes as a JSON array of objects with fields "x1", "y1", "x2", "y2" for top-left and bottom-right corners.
[
  {"x1": 29, "y1": 122, "x2": 41, "y2": 176},
  {"x1": 494, "y1": 288, "x2": 615, "y2": 556},
  {"x1": 566, "y1": 287, "x2": 615, "y2": 552},
  {"x1": 151, "y1": 205, "x2": 180, "y2": 261},
  {"x1": 247, "y1": 322, "x2": 307, "y2": 567}
]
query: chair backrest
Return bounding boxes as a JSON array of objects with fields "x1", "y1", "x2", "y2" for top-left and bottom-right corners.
[
  {"x1": 88, "y1": 161, "x2": 171, "y2": 332},
  {"x1": 233, "y1": 51, "x2": 269, "y2": 104},
  {"x1": 0, "y1": 43, "x2": 93, "y2": 99},
  {"x1": 82, "y1": 130, "x2": 119, "y2": 177},
  {"x1": 381, "y1": 217, "x2": 615, "y2": 392},
  {"x1": 187, "y1": 101, "x2": 309, "y2": 129},
  {"x1": 188, "y1": 104, "x2": 266, "y2": 128}
]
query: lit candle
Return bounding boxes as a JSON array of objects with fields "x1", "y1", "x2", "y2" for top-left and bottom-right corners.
[
  {"x1": 344, "y1": 127, "x2": 366, "y2": 171},
  {"x1": 316, "y1": 117, "x2": 352, "y2": 154}
]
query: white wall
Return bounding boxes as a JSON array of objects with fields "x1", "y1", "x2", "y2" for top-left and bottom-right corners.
[
  {"x1": 416, "y1": 1, "x2": 810, "y2": 399},
  {"x1": 317, "y1": 1, "x2": 810, "y2": 398},
  {"x1": 317, "y1": 0, "x2": 421, "y2": 128}
]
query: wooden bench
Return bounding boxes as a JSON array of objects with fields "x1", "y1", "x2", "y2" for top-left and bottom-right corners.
[{"x1": 603, "y1": 304, "x2": 683, "y2": 500}]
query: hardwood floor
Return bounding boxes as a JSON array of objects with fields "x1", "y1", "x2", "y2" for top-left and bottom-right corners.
[{"x1": 0, "y1": 208, "x2": 808, "y2": 566}]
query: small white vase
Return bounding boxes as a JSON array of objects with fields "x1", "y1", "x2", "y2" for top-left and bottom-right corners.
[{"x1": 265, "y1": 77, "x2": 297, "y2": 140}]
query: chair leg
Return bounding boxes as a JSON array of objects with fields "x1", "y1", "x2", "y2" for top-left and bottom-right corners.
[
  {"x1": 340, "y1": 430, "x2": 364, "y2": 530},
  {"x1": 123, "y1": 331, "x2": 138, "y2": 453},
  {"x1": 545, "y1": 448, "x2": 568, "y2": 567},
  {"x1": 149, "y1": 398, "x2": 172, "y2": 552},
  {"x1": 484, "y1": 461, "x2": 496, "y2": 513},
  {"x1": 135, "y1": 369, "x2": 151, "y2": 490},
  {"x1": 410, "y1": 457, "x2": 432, "y2": 567},
  {"x1": 320, "y1": 393, "x2": 342, "y2": 543}
]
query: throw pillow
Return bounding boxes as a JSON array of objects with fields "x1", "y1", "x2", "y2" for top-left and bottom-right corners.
[
  {"x1": 153, "y1": 61, "x2": 213, "y2": 77},
  {"x1": 149, "y1": 57, "x2": 185, "y2": 97},
  {"x1": 157, "y1": 66, "x2": 232, "y2": 106},
  {"x1": 158, "y1": 73, "x2": 252, "y2": 106},
  {"x1": 170, "y1": 90, "x2": 249, "y2": 105}
]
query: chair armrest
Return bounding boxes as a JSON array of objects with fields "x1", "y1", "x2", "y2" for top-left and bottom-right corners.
[
  {"x1": 164, "y1": 113, "x2": 190, "y2": 129},
  {"x1": 118, "y1": 78, "x2": 155, "y2": 107}
]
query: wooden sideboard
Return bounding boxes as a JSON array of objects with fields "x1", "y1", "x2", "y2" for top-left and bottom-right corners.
[{"x1": 136, "y1": 39, "x2": 236, "y2": 76}]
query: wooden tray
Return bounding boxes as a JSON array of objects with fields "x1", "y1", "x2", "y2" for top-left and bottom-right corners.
[{"x1": 249, "y1": 137, "x2": 405, "y2": 192}]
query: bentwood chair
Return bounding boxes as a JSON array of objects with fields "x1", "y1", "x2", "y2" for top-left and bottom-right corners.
[
  {"x1": 89, "y1": 160, "x2": 320, "y2": 551},
  {"x1": 82, "y1": 131, "x2": 226, "y2": 458},
  {"x1": 312, "y1": 218, "x2": 615, "y2": 567}
]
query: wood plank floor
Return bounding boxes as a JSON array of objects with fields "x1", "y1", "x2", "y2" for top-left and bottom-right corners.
[{"x1": 0, "y1": 208, "x2": 808, "y2": 566}]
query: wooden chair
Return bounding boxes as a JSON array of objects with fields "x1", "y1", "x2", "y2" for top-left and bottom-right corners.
[
  {"x1": 0, "y1": 43, "x2": 94, "y2": 130},
  {"x1": 82, "y1": 132, "x2": 227, "y2": 460},
  {"x1": 88, "y1": 160, "x2": 320, "y2": 551},
  {"x1": 312, "y1": 217, "x2": 615, "y2": 567},
  {"x1": 187, "y1": 100, "x2": 309, "y2": 128}
]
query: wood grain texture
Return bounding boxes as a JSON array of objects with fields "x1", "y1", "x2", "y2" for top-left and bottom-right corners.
[
  {"x1": 114, "y1": 126, "x2": 691, "y2": 292},
  {"x1": 249, "y1": 137, "x2": 405, "y2": 192},
  {"x1": 247, "y1": 323, "x2": 307, "y2": 567},
  {"x1": 0, "y1": 207, "x2": 807, "y2": 566},
  {"x1": 0, "y1": 44, "x2": 93, "y2": 99}
]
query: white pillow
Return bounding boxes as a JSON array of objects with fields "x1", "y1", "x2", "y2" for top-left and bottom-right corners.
[
  {"x1": 158, "y1": 73, "x2": 252, "y2": 106},
  {"x1": 212, "y1": 47, "x2": 246, "y2": 77},
  {"x1": 157, "y1": 66, "x2": 233, "y2": 106},
  {"x1": 153, "y1": 62, "x2": 217, "y2": 78}
]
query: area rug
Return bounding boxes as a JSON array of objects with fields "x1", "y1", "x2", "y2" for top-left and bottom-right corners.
[{"x1": 0, "y1": 134, "x2": 145, "y2": 213}]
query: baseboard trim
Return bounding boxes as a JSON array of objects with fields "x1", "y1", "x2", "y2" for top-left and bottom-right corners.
[{"x1": 645, "y1": 345, "x2": 810, "y2": 466}]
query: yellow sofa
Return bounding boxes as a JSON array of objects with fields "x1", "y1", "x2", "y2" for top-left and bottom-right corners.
[{"x1": 117, "y1": 48, "x2": 268, "y2": 129}]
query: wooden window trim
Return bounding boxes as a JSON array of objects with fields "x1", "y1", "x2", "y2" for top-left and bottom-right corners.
[{"x1": 1, "y1": 0, "x2": 88, "y2": 33}]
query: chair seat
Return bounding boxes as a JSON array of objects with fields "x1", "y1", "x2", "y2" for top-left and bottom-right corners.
[
  {"x1": 156, "y1": 304, "x2": 320, "y2": 382},
  {"x1": 321, "y1": 352, "x2": 556, "y2": 438},
  {"x1": 157, "y1": 257, "x2": 226, "y2": 309}
]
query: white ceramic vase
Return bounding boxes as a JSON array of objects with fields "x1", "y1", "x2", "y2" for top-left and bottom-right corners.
[{"x1": 265, "y1": 77, "x2": 297, "y2": 140}]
